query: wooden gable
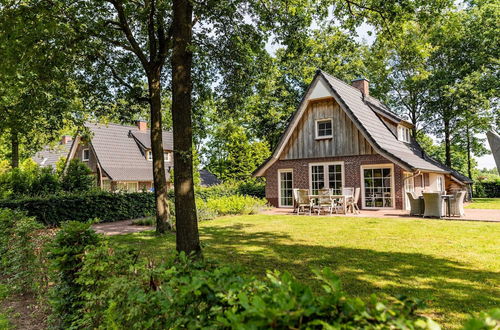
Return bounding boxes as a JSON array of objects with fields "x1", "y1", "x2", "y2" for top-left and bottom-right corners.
[{"x1": 281, "y1": 98, "x2": 375, "y2": 160}]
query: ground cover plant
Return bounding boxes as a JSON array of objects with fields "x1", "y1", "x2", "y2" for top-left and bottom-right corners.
[
  {"x1": 465, "y1": 198, "x2": 500, "y2": 210},
  {"x1": 110, "y1": 215, "x2": 500, "y2": 329}
]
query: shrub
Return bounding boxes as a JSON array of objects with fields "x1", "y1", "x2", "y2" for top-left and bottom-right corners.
[
  {"x1": 61, "y1": 159, "x2": 95, "y2": 193},
  {"x1": 48, "y1": 221, "x2": 101, "y2": 328},
  {"x1": 0, "y1": 191, "x2": 156, "y2": 226},
  {"x1": 206, "y1": 195, "x2": 267, "y2": 215},
  {"x1": 463, "y1": 308, "x2": 500, "y2": 329},
  {"x1": 473, "y1": 181, "x2": 500, "y2": 198}
]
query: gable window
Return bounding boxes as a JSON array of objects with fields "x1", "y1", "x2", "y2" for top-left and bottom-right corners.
[
  {"x1": 397, "y1": 125, "x2": 411, "y2": 143},
  {"x1": 146, "y1": 150, "x2": 153, "y2": 161},
  {"x1": 315, "y1": 119, "x2": 333, "y2": 139},
  {"x1": 82, "y1": 148, "x2": 90, "y2": 161}
]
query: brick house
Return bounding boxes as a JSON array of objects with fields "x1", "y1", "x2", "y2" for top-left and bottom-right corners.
[
  {"x1": 34, "y1": 121, "x2": 219, "y2": 191},
  {"x1": 253, "y1": 70, "x2": 472, "y2": 210}
]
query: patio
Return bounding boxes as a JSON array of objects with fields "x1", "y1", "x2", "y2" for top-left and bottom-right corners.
[{"x1": 262, "y1": 207, "x2": 500, "y2": 222}]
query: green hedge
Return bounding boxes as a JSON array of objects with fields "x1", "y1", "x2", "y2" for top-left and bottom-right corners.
[
  {"x1": 0, "y1": 191, "x2": 155, "y2": 226},
  {"x1": 473, "y1": 182, "x2": 500, "y2": 198}
]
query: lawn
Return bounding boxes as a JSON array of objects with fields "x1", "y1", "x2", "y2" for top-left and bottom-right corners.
[
  {"x1": 110, "y1": 215, "x2": 500, "y2": 329},
  {"x1": 465, "y1": 198, "x2": 500, "y2": 209}
]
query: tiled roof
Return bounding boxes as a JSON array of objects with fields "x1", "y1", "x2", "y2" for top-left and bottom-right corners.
[
  {"x1": 33, "y1": 141, "x2": 72, "y2": 168},
  {"x1": 131, "y1": 131, "x2": 173, "y2": 150},
  {"x1": 199, "y1": 169, "x2": 220, "y2": 186},
  {"x1": 86, "y1": 123, "x2": 173, "y2": 181}
]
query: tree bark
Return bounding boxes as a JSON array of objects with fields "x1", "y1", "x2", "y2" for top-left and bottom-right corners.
[
  {"x1": 148, "y1": 69, "x2": 171, "y2": 234},
  {"x1": 444, "y1": 119, "x2": 451, "y2": 167},
  {"x1": 466, "y1": 125, "x2": 472, "y2": 179},
  {"x1": 171, "y1": 0, "x2": 201, "y2": 256},
  {"x1": 10, "y1": 130, "x2": 19, "y2": 168}
]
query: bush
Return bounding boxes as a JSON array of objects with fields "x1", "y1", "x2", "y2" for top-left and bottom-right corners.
[
  {"x1": 0, "y1": 191, "x2": 156, "y2": 226},
  {"x1": 206, "y1": 195, "x2": 267, "y2": 215},
  {"x1": 0, "y1": 208, "x2": 52, "y2": 295},
  {"x1": 61, "y1": 159, "x2": 95, "y2": 193},
  {"x1": 463, "y1": 309, "x2": 500, "y2": 329},
  {"x1": 473, "y1": 181, "x2": 500, "y2": 198}
]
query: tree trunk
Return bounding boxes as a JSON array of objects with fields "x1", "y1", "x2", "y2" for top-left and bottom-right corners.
[
  {"x1": 11, "y1": 130, "x2": 19, "y2": 168},
  {"x1": 148, "y1": 70, "x2": 171, "y2": 234},
  {"x1": 171, "y1": 0, "x2": 201, "y2": 256},
  {"x1": 466, "y1": 125, "x2": 472, "y2": 179},
  {"x1": 444, "y1": 119, "x2": 451, "y2": 167}
]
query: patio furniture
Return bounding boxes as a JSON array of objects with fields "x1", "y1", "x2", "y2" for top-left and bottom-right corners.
[
  {"x1": 423, "y1": 192, "x2": 443, "y2": 218},
  {"x1": 315, "y1": 188, "x2": 335, "y2": 215},
  {"x1": 346, "y1": 187, "x2": 360, "y2": 214},
  {"x1": 342, "y1": 187, "x2": 354, "y2": 198},
  {"x1": 407, "y1": 192, "x2": 423, "y2": 216},
  {"x1": 294, "y1": 189, "x2": 314, "y2": 215},
  {"x1": 449, "y1": 190, "x2": 466, "y2": 217}
]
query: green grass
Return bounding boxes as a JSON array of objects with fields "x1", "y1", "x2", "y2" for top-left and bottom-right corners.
[
  {"x1": 465, "y1": 198, "x2": 500, "y2": 209},
  {"x1": 110, "y1": 215, "x2": 500, "y2": 329}
]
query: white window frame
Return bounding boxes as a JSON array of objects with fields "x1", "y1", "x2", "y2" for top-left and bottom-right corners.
[
  {"x1": 437, "y1": 175, "x2": 444, "y2": 192},
  {"x1": 360, "y1": 163, "x2": 395, "y2": 209},
  {"x1": 397, "y1": 125, "x2": 411, "y2": 143},
  {"x1": 164, "y1": 152, "x2": 172, "y2": 162},
  {"x1": 82, "y1": 148, "x2": 90, "y2": 161},
  {"x1": 308, "y1": 161, "x2": 345, "y2": 194},
  {"x1": 403, "y1": 172, "x2": 415, "y2": 211},
  {"x1": 278, "y1": 169, "x2": 294, "y2": 208},
  {"x1": 315, "y1": 118, "x2": 333, "y2": 140},
  {"x1": 146, "y1": 150, "x2": 153, "y2": 161},
  {"x1": 116, "y1": 181, "x2": 139, "y2": 192}
]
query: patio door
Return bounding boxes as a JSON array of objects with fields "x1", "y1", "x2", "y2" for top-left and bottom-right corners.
[
  {"x1": 278, "y1": 169, "x2": 293, "y2": 207},
  {"x1": 403, "y1": 173, "x2": 415, "y2": 210},
  {"x1": 362, "y1": 165, "x2": 394, "y2": 208},
  {"x1": 309, "y1": 162, "x2": 343, "y2": 194}
]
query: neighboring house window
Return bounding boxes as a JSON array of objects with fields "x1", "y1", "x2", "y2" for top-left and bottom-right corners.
[
  {"x1": 164, "y1": 152, "x2": 172, "y2": 162},
  {"x1": 315, "y1": 119, "x2": 333, "y2": 139},
  {"x1": 82, "y1": 148, "x2": 90, "y2": 161},
  {"x1": 397, "y1": 125, "x2": 411, "y2": 142},
  {"x1": 146, "y1": 150, "x2": 153, "y2": 161},
  {"x1": 116, "y1": 182, "x2": 138, "y2": 192},
  {"x1": 102, "y1": 180, "x2": 111, "y2": 191}
]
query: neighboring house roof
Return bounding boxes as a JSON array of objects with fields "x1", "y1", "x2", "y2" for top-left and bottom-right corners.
[
  {"x1": 199, "y1": 169, "x2": 220, "y2": 186},
  {"x1": 33, "y1": 141, "x2": 72, "y2": 168},
  {"x1": 81, "y1": 122, "x2": 173, "y2": 182},
  {"x1": 254, "y1": 70, "x2": 471, "y2": 184},
  {"x1": 130, "y1": 131, "x2": 173, "y2": 150},
  {"x1": 487, "y1": 130, "x2": 500, "y2": 171}
]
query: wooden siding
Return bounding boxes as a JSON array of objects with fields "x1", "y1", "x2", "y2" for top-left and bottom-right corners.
[{"x1": 282, "y1": 98, "x2": 375, "y2": 160}]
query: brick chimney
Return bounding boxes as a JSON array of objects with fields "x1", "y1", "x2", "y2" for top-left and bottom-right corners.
[
  {"x1": 136, "y1": 120, "x2": 148, "y2": 131},
  {"x1": 351, "y1": 77, "x2": 369, "y2": 96},
  {"x1": 61, "y1": 135, "x2": 72, "y2": 145}
]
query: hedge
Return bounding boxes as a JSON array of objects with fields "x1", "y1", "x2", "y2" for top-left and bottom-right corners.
[
  {"x1": 473, "y1": 182, "x2": 500, "y2": 198},
  {"x1": 0, "y1": 191, "x2": 155, "y2": 226}
]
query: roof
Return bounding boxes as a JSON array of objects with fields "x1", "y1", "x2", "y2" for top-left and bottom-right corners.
[
  {"x1": 33, "y1": 141, "x2": 72, "y2": 168},
  {"x1": 199, "y1": 169, "x2": 220, "y2": 186},
  {"x1": 85, "y1": 123, "x2": 172, "y2": 181},
  {"x1": 254, "y1": 70, "x2": 471, "y2": 184},
  {"x1": 131, "y1": 131, "x2": 173, "y2": 150}
]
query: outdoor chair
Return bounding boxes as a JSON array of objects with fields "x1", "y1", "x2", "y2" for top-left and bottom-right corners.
[
  {"x1": 450, "y1": 190, "x2": 466, "y2": 217},
  {"x1": 406, "y1": 192, "x2": 423, "y2": 216},
  {"x1": 346, "y1": 187, "x2": 360, "y2": 214},
  {"x1": 315, "y1": 188, "x2": 335, "y2": 215},
  {"x1": 423, "y1": 192, "x2": 443, "y2": 218},
  {"x1": 342, "y1": 187, "x2": 354, "y2": 198},
  {"x1": 293, "y1": 189, "x2": 314, "y2": 215}
]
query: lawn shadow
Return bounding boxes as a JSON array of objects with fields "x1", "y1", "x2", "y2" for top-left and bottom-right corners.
[{"x1": 200, "y1": 223, "x2": 500, "y2": 325}]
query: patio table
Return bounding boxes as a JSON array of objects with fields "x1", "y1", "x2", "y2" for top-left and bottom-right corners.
[
  {"x1": 419, "y1": 194, "x2": 454, "y2": 217},
  {"x1": 309, "y1": 194, "x2": 348, "y2": 214}
]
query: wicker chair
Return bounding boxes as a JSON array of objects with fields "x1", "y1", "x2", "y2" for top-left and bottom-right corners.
[
  {"x1": 406, "y1": 192, "x2": 424, "y2": 216},
  {"x1": 293, "y1": 189, "x2": 314, "y2": 215},
  {"x1": 346, "y1": 187, "x2": 360, "y2": 214},
  {"x1": 450, "y1": 191, "x2": 466, "y2": 217},
  {"x1": 315, "y1": 188, "x2": 335, "y2": 215},
  {"x1": 342, "y1": 187, "x2": 354, "y2": 198},
  {"x1": 423, "y1": 192, "x2": 443, "y2": 218}
]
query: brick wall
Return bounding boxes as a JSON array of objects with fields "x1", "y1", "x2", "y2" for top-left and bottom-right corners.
[{"x1": 264, "y1": 154, "x2": 404, "y2": 209}]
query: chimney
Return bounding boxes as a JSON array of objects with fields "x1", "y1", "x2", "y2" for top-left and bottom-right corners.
[
  {"x1": 136, "y1": 120, "x2": 148, "y2": 131},
  {"x1": 351, "y1": 77, "x2": 369, "y2": 96},
  {"x1": 61, "y1": 135, "x2": 72, "y2": 145}
]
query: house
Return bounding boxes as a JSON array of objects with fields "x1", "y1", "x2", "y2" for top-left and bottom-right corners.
[
  {"x1": 33, "y1": 135, "x2": 73, "y2": 168},
  {"x1": 253, "y1": 70, "x2": 472, "y2": 210},
  {"x1": 34, "y1": 121, "x2": 220, "y2": 191}
]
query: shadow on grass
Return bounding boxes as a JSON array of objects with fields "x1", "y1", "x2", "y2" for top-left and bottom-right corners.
[{"x1": 199, "y1": 223, "x2": 499, "y2": 324}]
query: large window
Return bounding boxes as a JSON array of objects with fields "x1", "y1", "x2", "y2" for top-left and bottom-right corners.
[
  {"x1": 315, "y1": 119, "x2": 333, "y2": 139},
  {"x1": 278, "y1": 169, "x2": 293, "y2": 207},
  {"x1": 310, "y1": 163, "x2": 343, "y2": 195},
  {"x1": 362, "y1": 166, "x2": 393, "y2": 208},
  {"x1": 116, "y1": 182, "x2": 138, "y2": 192}
]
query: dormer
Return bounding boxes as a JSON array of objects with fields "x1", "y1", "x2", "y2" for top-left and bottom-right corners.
[
  {"x1": 146, "y1": 150, "x2": 172, "y2": 162},
  {"x1": 397, "y1": 125, "x2": 411, "y2": 143}
]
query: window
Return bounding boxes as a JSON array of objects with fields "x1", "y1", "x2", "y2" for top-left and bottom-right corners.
[
  {"x1": 116, "y1": 182, "x2": 138, "y2": 192},
  {"x1": 164, "y1": 152, "x2": 172, "y2": 162},
  {"x1": 397, "y1": 125, "x2": 411, "y2": 142},
  {"x1": 437, "y1": 175, "x2": 444, "y2": 192},
  {"x1": 146, "y1": 150, "x2": 153, "y2": 161},
  {"x1": 102, "y1": 180, "x2": 111, "y2": 191},
  {"x1": 278, "y1": 169, "x2": 293, "y2": 207},
  {"x1": 310, "y1": 162, "x2": 343, "y2": 195},
  {"x1": 362, "y1": 165, "x2": 393, "y2": 208},
  {"x1": 315, "y1": 119, "x2": 333, "y2": 139},
  {"x1": 82, "y1": 148, "x2": 90, "y2": 161}
]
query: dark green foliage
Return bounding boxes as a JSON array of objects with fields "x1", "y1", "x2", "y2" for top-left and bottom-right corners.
[
  {"x1": 0, "y1": 191, "x2": 156, "y2": 226},
  {"x1": 48, "y1": 221, "x2": 101, "y2": 329},
  {"x1": 473, "y1": 182, "x2": 500, "y2": 198},
  {"x1": 195, "y1": 179, "x2": 266, "y2": 200},
  {"x1": 0, "y1": 208, "x2": 50, "y2": 294},
  {"x1": 60, "y1": 159, "x2": 95, "y2": 193},
  {"x1": 463, "y1": 309, "x2": 500, "y2": 330}
]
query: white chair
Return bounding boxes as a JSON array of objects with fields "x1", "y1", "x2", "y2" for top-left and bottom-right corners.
[
  {"x1": 450, "y1": 191, "x2": 466, "y2": 217},
  {"x1": 315, "y1": 188, "x2": 335, "y2": 215},
  {"x1": 342, "y1": 187, "x2": 354, "y2": 198},
  {"x1": 406, "y1": 192, "x2": 423, "y2": 216},
  {"x1": 293, "y1": 189, "x2": 314, "y2": 215},
  {"x1": 346, "y1": 187, "x2": 360, "y2": 214},
  {"x1": 423, "y1": 192, "x2": 443, "y2": 218}
]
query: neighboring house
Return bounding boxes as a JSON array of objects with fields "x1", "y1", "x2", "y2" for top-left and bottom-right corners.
[
  {"x1": 253, "y1": 70, "x2": 472, "y2": 210},
  {"x1": 34, "y1": 121, "x2": 219, "y2": 191},
  {"x1": 33, "y1": 136, "x2": 73, "y2": 168}
]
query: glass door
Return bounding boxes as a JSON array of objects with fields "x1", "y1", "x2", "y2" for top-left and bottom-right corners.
[
  {"x1": 279, "y1": 170, "x2": 293, "y2": 207},
  {"x1": 403, "y1": 173, "x2": 414, "y2": 210},
  {"x1": 363, "y1": 167, "x2": 393, "y2": 208}
]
